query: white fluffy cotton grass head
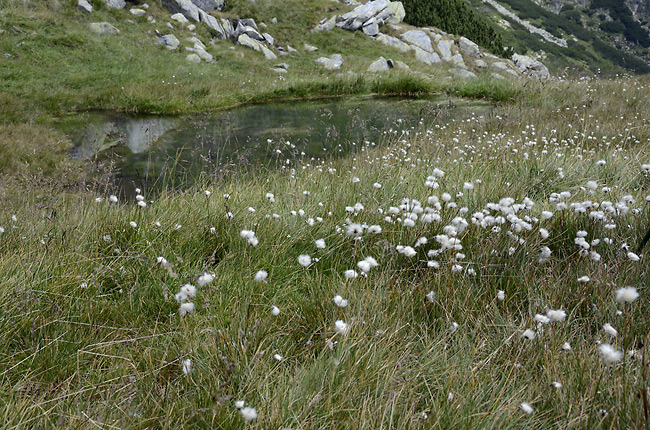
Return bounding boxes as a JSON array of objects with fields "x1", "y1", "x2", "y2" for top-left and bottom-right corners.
[{"x1": 615, "y1": 286, "x2": 639, "y2": 304}]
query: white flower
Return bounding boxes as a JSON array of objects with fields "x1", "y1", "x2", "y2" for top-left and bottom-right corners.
[
  {"x1": 449, "y1": 321, "x2": 459, "y2": 332},
  {"x1": 615, "y1": 286, "x2": 639, "y2": 303},
  {"x1": 271, "y1": 305, "x2": 280, "y2": 316},
  {"x1": 315, "y1": 239, "x2": 326, "y2": 249},
  {"x1": 333, "y1": 295, "x2": 348, "y2": 308},
  {"x1": 95, "y1": 197, "x2": 103, "y2": 203},
  {"x1": 109, "y1": 195, "x2": 118, "y2": 203},
  {"x1": 519, "y1": 402, "x2": 533, "y2": 414},
  {"x1": 204, "y1": 190, "x2": 211, "y2": 197},
  {"x1": 197, "y1": 273, "x2": 215, "y2": 287},
  {"x1": 334, "y1": 320, "x2": 349, "y2": 335},
  {"x1": 497, "y1": 290, "x2": 505, "y2": 301},
  {"x1": 577, "y1": 276, "x2": 590, "y2": 283},
  {"x1": 346, "y1": 223, "x2": 363, "y2": 237},
  {"x1": 181, "y1": 284, "x2": 197, "y2": 298},
  {"x1": 273, "y1": 354, "x2": 282, "y2": 361},
  {"x1": 627, "y1": 252, "x2": 640, "y2": 261},
  {"x1": 136, "y1": 195, "x2": 144, "y2": 201},
  {"x1": 561, "y1": 342, "x2": 572, "y2": 351},
  {"x1": 182, "y1": 358, "x2": 192, "y2": 375},
  {"x1": 367, "y1": 225, "x2": 382, "y2": 234},
  {"x1": 129, "y1": 221, "x2": 137, "y2": 228},
  {"x1": 254, "y1": 270, "x2": 268, "y2": 283},
  {"x1": 175, "y1": 291, "x2": 188, "y2": 304},
  {"x1": 265, "y1": 192, "x2": 275, "y2": 202},
  {"x1": 551, "y1": 381, "x2": 562, "y2": 389},
  {"x1": 344, "y1": 270, "x2": 358, "y2": 279},
  {"x1": 373, "y1": 182, "x2": 382, "y2": 189},
  {"x1": 599, "y1": 344, "x2": 623, "y2": 363},
  {"x1": 546, "y1": 309, "x2": 566, "y2": 322},
  {"x1": 240, "y1": 406, "x2": 258, "y2": 423},
  {"x1": 357, "y1": 260, "x2": 371, "y2": 273},
  {"x1": 603, "y1": 323, "x2": 617, "y2": 337},
  {"x1": 298, "y1": 254, "x2": 312, "y2": 267},
  {"x1": 137, "y1": 201, "x2": 147, "y2": 208},
  {"x1": 534, "y1": 314, "x2": 550, "y2": 324},
  {"x1": 521, "y1": 329, "x2": 536, "y2": 340},
  {"x1": 234, "y1": 400, "x2": 245, "y2": 409},
  {"x1": 179, "y1": 302, "x2": 194, "y2": 317}
]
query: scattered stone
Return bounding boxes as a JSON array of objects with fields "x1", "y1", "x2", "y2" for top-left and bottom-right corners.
[
  {"x1": 512, "y1": 54, "x2": 550, "y2": 80},
  {"x1": 190, "y1": 0, "x2": 224, "y2": 11},
  {"x1": 491, "y1": 61, "x2": 519, "y2": 78},
  {"x1": 187, "y1": 24, "x2": 196, "y2": 31},
  {"x1": 413, "y1": 46, "x2": 440, "y2": 65},
  {"x1": 270, "y1": 67, "x2": 287, "y2": 73},
  {"x1": 474, "y1": 59, "x2": 488, "y2": 68},
  {"x1": 237, "y1": 34, "x2": 277, "y2": 60},
  {"x1": 78, "y1": 0, "x2": 92, "y2": 13},
  {"x1": 401, "y1": 29, "x2": 432, "y2": 52},
  {"x1": 375, "y1": 33, "x2": 410, "y2": 52},
  {"x1": 89, "y1": 22, "x2": 119, "y2": 35},
  {"x1": 336, "y1": 0, "x2": 404, "y2": 31},
  {"x1": 161, "y1": 0, "x2": 200, "y2": 22},
  {"x1": 270, "y1": 17, "x2": 278, "y2": 24},
  {"x1": 275, "y1": 62, "x2": 289, "y2": 69},
  {"x1": 316, "y1": 54, "x2": 343, "y2": 70},
  {"x1": 157, "y1": 34, "x2": 180, "y2": 50},
  {"x1": 189, "y1": 45, "x2": 213, "y2": 62},
  {"x1": 450, "y1": 68, "x2": 476, "y2": 78},
  {"x1": 287, "y1": 45, "x2": 297, "y2": 53},
  {"x1": 171, "y1": 13, "x2": 189, "y2": 23},
  {"x1": 186, "y1": 53, "x2": 201, "y2": 63},
  {"x1": 304, "y1": 43, "x2": 318, "y2": 52},
  {"x1": 105, "y1": 0, "x2": 125, "y2": 9},
  {"x1": 458, "y1": 36, "x2": 480, "y2": 57},
  {"x1": 361, "y1": 18, "x2": 379, "y2": 36},
  {"x1": 130, "y1": 8, "x2": 146, "y2": 16},
  {"x1": 187, "y1": 36, "x2": 206, "y2": 49}
]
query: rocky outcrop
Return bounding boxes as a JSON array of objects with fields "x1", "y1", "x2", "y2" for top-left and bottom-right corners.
[
  {"x1": 237, "y1": 34, "x2": 277, "y2": 60},
  {"x1": 157, "y1": 34, "x2": 180, "y2": 50},
  {"x1": 512, "y1": 54, "x2": 550, "y2": 80},
  {"x1": 336, "y1": 0, "x2": 405, "y2": 31},
  {"x1": 367, "y1": 56, "x2": 393, "y2": 71}
]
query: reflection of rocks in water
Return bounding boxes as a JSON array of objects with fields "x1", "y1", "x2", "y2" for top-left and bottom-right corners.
[
  {"x1": 122, "y1": 118, "x2": 177, "y2": 154},
  {"x1": 74, "y1": 117, "x2": 178, "y2": 158}
]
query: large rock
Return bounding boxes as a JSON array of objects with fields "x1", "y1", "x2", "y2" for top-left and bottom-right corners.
[
  {"x1": 78, "y1": 0, "x2": 92, "y2": 13},
  {"x1": 437, "y1": 39, "x2": 453, "y2": 61},
  {"x1": 449, "y1": 53, "x2": 466, "y2": 68},
  {"x1": 89, "y1": 22, "x2": 119, "y2": 35},
  {"x1": 491, "y1": 61, "x2": 520, "y2": 78},
  {"x1": 105, "y1": 0, "x2": 125, "y2": 9},
  {"x1": 237, "y1": 34, "x2": 277, "y2": 60},
  {"x1": 367, "y1": 56, "x2": 392, "y2": 72},
  {"x1": 376, "y1": 1, "x2": 405, "y2": 24},
  {"x1": 458, "y1": 37, "x2": 480, "y2": 57},
  {"x1": 413, "y1": 46, "x2": 440, "y2": 64},
  {"x1": 186, "y1": 53, "x2": 201, "y2": 63},
  {"x1": 401, "y1": 30, "x2": 432, "y2": 52},
  {"x1": 162, "y1": 0, "x2": 200, "y2": 22},
  {"x1": 157, "y1": 34, "x2": 180, "y2": 50},
  {"x1": 362, "y1": 18, "x2": 379, "y2": 36},
  {"x1": 316, "y1": 54, "x2": 343, "y2": 70},
  {"x1": 512, "y1": 54, "x2": 550, "y2": 80},
  {"x1": 375, "y1": 33, "x2": 410, "y2": 52},
  {"x1": 171, "y1": 13, "x2": 189, "y2": 23}
]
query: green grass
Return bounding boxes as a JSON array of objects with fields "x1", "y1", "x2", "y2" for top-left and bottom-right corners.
[{"x1": 0, "y1": 77, "x2": 649, "y2": 428}]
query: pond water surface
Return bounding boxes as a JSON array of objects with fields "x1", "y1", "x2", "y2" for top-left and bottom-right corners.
[{"x1": 55, "y1": 96, "x2": 488, "y2": 196}]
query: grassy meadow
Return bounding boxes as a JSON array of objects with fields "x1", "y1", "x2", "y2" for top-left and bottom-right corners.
[{"x1": 0, "y1": 74, "x2": 649, "y2": 428}]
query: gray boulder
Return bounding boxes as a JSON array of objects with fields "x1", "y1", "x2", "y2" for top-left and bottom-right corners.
[
  {"x1": 458, "y1": 37, "x2": 480, "y2": 56},
  {"x1": 237, "y1": 34, "x2": 277, "y2": 60},
  {"x1": 262, "y1": 33, "x2": 274, "y2": 45},
  {"x1": 437, "y1": 39, "x2": 453, "y2": 61},
  {"x1": 190, "y1": 0, "x2": 224, "y2": 11},
  {"x1": 78, "y1": 0, "x2": 92, "y2": 13},
  {"x1": 89, "y1": 22, "x2": 119, "y2": 35},
  {"x1": 162, "y1": 0, "x2": 200, "y2": 22},
  {"x1": 375, "y1": 1, "x2": 405, "y2": 24},
  {"x1": 512, "y1": 54, "x2": 550, "y2": 80},
  {"x1": 337, "y1": 0, "x2": 389, "y2": 31},
  {"x1": 235, "y1": 22, "x2": 264, "y2": 41},
  {"x1": 316, "y1": 54, "x2": 343, "y2": 70},
  {"x1": 313, "y1": 16, "x2": 336, "y2": 33},
  {"x1": 413, "y1": 46, "x2": 440, "y2": 65},
  {"x1": 401, "y1": 29, "x2": 432, "y2": 52},
  {"x1": 186, "y1": 53, "x2": 201, "y2": 63},
  {"x1": 304, "y1": 43, "x2": 318, "y2": 52},
  {"x1": 491, "y1": 61, "x2": 520, "y2": 78},
  {"x1": 157, "y1": 34, "x2": 180, "y2": 50},
  {"x1": 367, "y1": 56, "x2": 392, "y2": 72},
  {"x1": 362, "y1": 18, "x2": 379, "y2": 36},
  {"x1": 130, "y1": 8, "x2": 146, "y2": 16},
  {"x1": 375, "y1": 33, "x2": 410, "y2": 52},
  {"x1": 450, "y1": 68, "x2": 476, "y2": 79},
  {"x1": 474, "y1": 59, "x2": 488, "y2": 68},
  {"x1": 449, "y1": 53, "x2": 465, "y2": 68},
  {"x1": 171, "y1": 13, "x2": 189, "y2": 23},
  {"x1": 105, "y1": 0, "x2": 126, "y2": 9},
  {"x1": 394, "y1": 60, "x2": 409, "y2": 70}
]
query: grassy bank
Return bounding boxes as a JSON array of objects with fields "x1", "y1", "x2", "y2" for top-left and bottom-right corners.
[{"x1": 0, "y1": 76, "x2": 649, "y2": 428}]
